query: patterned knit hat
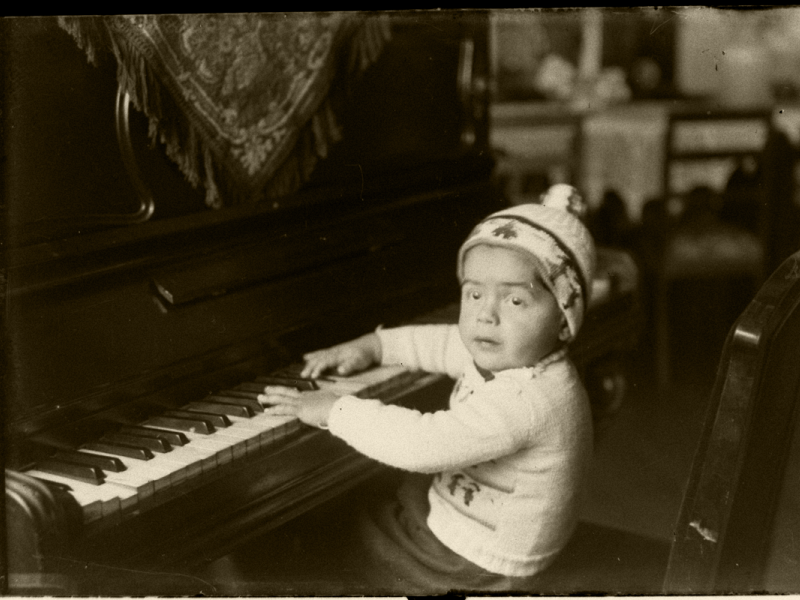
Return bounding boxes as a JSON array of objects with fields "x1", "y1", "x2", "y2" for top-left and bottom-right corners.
[{"x1": 457, "y1": 184, "x2": 597, "y2": 342}]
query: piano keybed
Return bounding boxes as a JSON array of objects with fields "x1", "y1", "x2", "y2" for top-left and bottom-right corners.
[{"x1": 22, "y1": 364, "x2": 424, "y2": 527}]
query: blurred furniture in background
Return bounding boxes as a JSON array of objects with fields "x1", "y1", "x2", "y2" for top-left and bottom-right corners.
[
  {"x1": 524, "y1": 101, "x2": 798, "y2": 225},
  {"x1": 639, "y1": 108, "x2": 777, "y2": 393},
  {"x1": 493, "y1": 102, "x2": 794, "y2": 219},
  {"x1": 578, "y1": 247, "x2": 642, "y2": 437},
  {"x1": 489, "y1": 98, "x2": 800, "y2": 393},
  {"x1": 580, "y1": 102, "x2": 669, "y2": 220},
  {"x1": 491, "y1": 103, "x2": 583, "y2": 203},
  {"x1": 663, "y1": 247, "x2": 800, "y2": 594}
]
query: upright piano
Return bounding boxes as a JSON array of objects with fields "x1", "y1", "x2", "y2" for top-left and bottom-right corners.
[{"x1": 2, "y1": 13, "x2": 641, "y2": 595}]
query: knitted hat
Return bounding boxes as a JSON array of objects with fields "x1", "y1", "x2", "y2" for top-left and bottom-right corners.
[{"x1": 457, "y1": 184, "x2": 597, "y2": 341}]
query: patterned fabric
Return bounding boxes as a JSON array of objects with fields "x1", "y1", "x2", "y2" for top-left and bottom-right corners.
[
  {"x1": 457, "y1": 186, "x2": 597, "y2": 341},
  {"x1": 59, "y1": 14, "x2": 390, "y2": 208}
]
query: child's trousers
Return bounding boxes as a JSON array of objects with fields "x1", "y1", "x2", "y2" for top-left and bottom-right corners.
[
  {"x1": 357, "y1": 472, "x2": 538, "y2": 595},
  {"x1": 203, "y1": 471, "x2": 539, "y2": 595}
]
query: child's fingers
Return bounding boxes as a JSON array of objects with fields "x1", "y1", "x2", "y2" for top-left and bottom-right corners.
[
  {"x1": 300, "y1": 359, "x2": 326, "y2": 379},
  {"x1": 261, "y1": 403, "x2": 299, "y2": 417},
  {"x1": 259, "y1": 385, "x2": 301, "y2": 397},
  {"x1": 336, "y1": 355, "x2": 364, "y2": 376},
  {"x1": 257, "y1": 386, "x2": 301, "y2": 407},
  {"x1": 301, "y1": 352, "x2": 342, "y2": 379}
]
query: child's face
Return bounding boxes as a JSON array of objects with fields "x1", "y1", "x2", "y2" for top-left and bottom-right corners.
[{"x1": 459, "y1": 245, "x2": 564, "y2": 372}]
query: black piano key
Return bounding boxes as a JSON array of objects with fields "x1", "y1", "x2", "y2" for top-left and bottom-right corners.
[
  {"x1": 102, "y1": 432, "x2": 172, "y2": 453},
  {"x1": 119, "y1": 425, "x2": 189, "y2": 446},
  {"x1": 184, "y1": 401, "x2": 253, "y2": 418},
  {"x1": 82, "y1": 441, "x2": 154, "y2": 461},
  {"x1": 144, "y1": 415, "x2": 215, "y2": 435},
  {"x1": 253, "y1": 376, "x2": 319, "y2": 391},
  {"x1": 218, "y1": 389, "x2": 261, "y2": 399},
  {"x1": 204, "y1": 395, "x2": 262, "y2": 414},
  {"x1": 270, "y1": 365, "x2": 305, "y2": 377},
  {"x1": 235, "y1": 382, "x2": 276, "y2": 393},
  {"x1": 38, "y1": 459, "x2": 105, "y2": 486},
  {"x1": 52, "y1": 450, "x2": 126, "y2": 473},
  {"x1": 165, "y1": 409, "x2": 231, "y2": 428},
  {"x1": 215, "y1": 392, "x2": 264, "y2": 411},
  {"x1": 269, "y1": 367, "x2": 335, "y2": 383}
]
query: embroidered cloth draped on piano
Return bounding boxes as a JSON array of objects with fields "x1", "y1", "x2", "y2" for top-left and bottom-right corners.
[{"x1": 58, "y1": 14, "x2": 391, "y2": 209}]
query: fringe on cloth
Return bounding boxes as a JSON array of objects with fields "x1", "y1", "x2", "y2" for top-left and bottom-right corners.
[{"x1": 58, "y1": 14, "x2": 392, "y2": 210}]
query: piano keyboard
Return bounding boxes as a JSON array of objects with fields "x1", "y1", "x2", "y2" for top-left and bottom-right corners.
[{"x1": 23, "y1": 364, "x2": 421, "y2": 525}]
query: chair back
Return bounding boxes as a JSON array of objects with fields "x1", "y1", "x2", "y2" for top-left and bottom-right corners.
[
  {"x1": 662, "y1": 108, "x2": 774, "y2": 251},
  {"x1": 490, "y1": 104, "x2": 583, "y2": 203},
  {"x1": 663, "y1": 248, "x2": 800, "y2": 593}
]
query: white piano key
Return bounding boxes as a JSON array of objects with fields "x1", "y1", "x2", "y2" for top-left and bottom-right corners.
[
  {"x1": 83, "y1": 441, "x2": 194, "y2": 486},
  {"x1": 146, "y1": 444, "x2": 207, "y2": 479},
  {"x1": 27, "y1": 468, "x2": 138, "y2": 513},
  {"x1": 24, "y1": 468, "x2": 139, "y2": 522},
  {"x1": 314, "y1": 379, "x2": 364, "y2": 395},
  {"x1": 78, "y1": 450, "x2": 168, "y2": 497},
  {"x1": 225, "y1": 414, "x2": 289, "y2": 451},
  {"x1": 223, "y1": 421, "x2": 273, "y2": 448},
  {"x1": 24, "y1": 469, "x2": 106, "y2": 522},
  {"x1": 124, "y1": 449, "x2": 192, "y2": 486},
  {"x1": 248, "y1": 414, "x2": 301, "y2": 446},
  {"x1": 265, "y1": 415, "x2": 302, "y2": 443},
  {"x1": 204, "y1": 427, "x2": 249, "y2": 460},
  {"x1": 318, "y1": 365, "x2": 417, "y2": 398},
  {"x1": 145, "y1": 426, "x2": 236, "y2": 466},
  {"x1": 156, "y1": 438, "x2": 219, "y2": 474}
]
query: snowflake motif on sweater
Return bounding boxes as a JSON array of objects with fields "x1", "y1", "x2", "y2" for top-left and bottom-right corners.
[{"x1": 442, "y1": 472, "x2": 482, "y2": 507}]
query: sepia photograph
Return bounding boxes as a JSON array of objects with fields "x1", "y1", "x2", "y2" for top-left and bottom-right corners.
[{"x1": 3, "y1": 8, "x2": 800, "y2": 596}]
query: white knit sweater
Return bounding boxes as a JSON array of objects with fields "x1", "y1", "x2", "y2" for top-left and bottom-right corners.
[{"x1": 327, "y1": 324, "x2": 593, "y2": 577}]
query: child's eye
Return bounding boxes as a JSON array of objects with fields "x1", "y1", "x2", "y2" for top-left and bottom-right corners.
[
  {"x1": 509, "y1": 296, "x2": 526, "y2": 307},
  {"x1": 462, "y1": 287, "x2": 481, "y2": 301}
]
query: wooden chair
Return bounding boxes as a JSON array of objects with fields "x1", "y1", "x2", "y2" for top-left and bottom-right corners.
[
  {"x1": 662, "y1": 247, "x2": 800, "y2": 593},
  {"x1": 642, "y1": 107, "x2": 779, "y2": 394},
  {"x1": 531, "y1": 247, "x2": 800, "y2": 595}
]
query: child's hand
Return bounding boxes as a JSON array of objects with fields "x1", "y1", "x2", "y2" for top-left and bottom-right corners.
[
  {"x1": 300, "y1": 332, "x2": 382, "y2": 379},
  {"x1": 258, "y1": 386, "x2": 340, "y2": 430}
]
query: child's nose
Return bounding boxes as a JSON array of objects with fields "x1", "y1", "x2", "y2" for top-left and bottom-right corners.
[{"x1": 477, "y1": 297, "x2": 499, "y2": 324}]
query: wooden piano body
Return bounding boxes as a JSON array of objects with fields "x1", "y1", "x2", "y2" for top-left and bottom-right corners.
[{"x1": 2, "y1": 14, "x2": 642, "y2": 595}]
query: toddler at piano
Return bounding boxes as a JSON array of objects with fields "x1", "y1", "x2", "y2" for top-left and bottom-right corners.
[{"x1": 257, "y1": 184, "x2": 597, "y2": 594}]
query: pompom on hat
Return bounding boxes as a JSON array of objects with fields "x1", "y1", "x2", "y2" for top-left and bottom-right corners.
[{"x1": 457, "y1": 184, "x2": 597, "y2": 342}]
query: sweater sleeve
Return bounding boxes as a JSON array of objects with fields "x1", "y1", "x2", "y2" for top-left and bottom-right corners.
[
  {"x1": 327, "y1": 376, "x2": 533, "y2": 473},
  {"x1": 377, "y1": 324, "x2": 470, "y2": 379}
]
